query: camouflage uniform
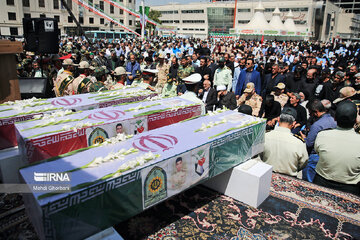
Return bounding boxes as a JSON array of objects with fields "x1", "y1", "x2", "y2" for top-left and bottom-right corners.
[
  {"x1": 155, "y1": 63, "x2": 170, "y2": 91},
  {"x1": 237, "y1": 92, "x2": 263, "y2": 116},
  {"x1": 69, "y1": 74, "x2": 93, "y2": 94},
  {"x1": 271, "y1": 91, "x2": 289, "y2": 108},
  {"x1": 177, "y1": 64, "x2": 195, "y2": 81},
  {"x1": 53, "y1": 70, "x2": 75, "y2": 97}
]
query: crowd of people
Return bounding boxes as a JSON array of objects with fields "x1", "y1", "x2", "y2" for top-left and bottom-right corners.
[{"x1": 15, "y1": 36, "x2": 360, "y2": 196}]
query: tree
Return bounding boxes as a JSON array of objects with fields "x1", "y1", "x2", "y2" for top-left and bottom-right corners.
[{"x1": 136, "y1": 9, "x2": 162, "y2": 35}]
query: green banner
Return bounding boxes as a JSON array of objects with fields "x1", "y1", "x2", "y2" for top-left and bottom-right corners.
[{"x1": 139, "y1": 6, "x2": 150, "y2": 16}]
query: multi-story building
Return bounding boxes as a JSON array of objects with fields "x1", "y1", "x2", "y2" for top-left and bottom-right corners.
[
  {"x1": 0, "y1": 0, "x2": 137, "y2": 36},
  {"x1": 332, "y1": 0, "x2": 360, "y2": 14},
  {"x1": 152, "y1": 0, "x2": 359, "y2": 41}
]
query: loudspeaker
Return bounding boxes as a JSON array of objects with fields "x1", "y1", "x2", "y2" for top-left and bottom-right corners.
[
  {"x1": 23, "y1": 18, "x2": 59, "y2": 54},
  {"x1": 18, "y1": 77, "x2": 54, "y2": 99}
]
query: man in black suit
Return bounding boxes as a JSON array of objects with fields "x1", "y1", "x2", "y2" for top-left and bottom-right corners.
[
  {"x1": 216, "y1": 85, "x2": 237, "y2": 110},
  {"x1": 198, "y1": 80, "x2": 217, "y2": 112}
]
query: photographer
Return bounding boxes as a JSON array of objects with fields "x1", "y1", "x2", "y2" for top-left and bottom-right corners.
[{"x1": 300, "y1": 99, "x2": 337, "y2": 182}]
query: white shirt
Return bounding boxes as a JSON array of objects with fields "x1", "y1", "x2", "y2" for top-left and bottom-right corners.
[{"x1": 202, "y1": 89, "x2": 209, "y2": 103}]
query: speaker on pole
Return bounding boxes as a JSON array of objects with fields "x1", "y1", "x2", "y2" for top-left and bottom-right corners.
[{"x1": 23, "y1": 18, "x2": 60, "y2": 54}]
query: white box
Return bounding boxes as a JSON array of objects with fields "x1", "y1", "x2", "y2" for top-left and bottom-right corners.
[
  {"x1": 203, "y1": 159, "x2": 272, "y2": 208},
  {"x1": 0, "y1": 147, "x2": 24, "y2": 183},
  {"x1": 85, "y1": 227, "x2": 124, "y2": 240}
]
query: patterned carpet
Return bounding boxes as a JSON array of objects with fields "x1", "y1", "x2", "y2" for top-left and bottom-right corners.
[
  {"x1": 115, "y1": 173, "x2": 360, "y2": 240},
  {"x1": 0, "y1": 174, "x2": 359, "y2": 239}
]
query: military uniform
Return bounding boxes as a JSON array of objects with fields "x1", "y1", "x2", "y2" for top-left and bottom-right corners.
[
  {"x1": 177, "y1": 64, "x2": 195, "y2": 81},
  {"x1": 237, "y1": 93, "x2": 263, "y2": 116},
  {"x1": 54, "y1": 70, "x2": 75, "y2": 97},
  {"x1": 260, "y1": 126, "x2": 308, "y2": 177},
  {"x1": 69, "y1": 74, "x2": 93, "y2": 94},
  {"x1": 214, "y1": 66, "x2": 232, "y2": 92},
  {"x1": 161, "y1": 82, "x2": 177, "y2": 97},
  {"x1": 271, "y1": 91, "x2": 289, "y2": 108},
  {"x1": 155, "y1": 63, "x2": 170, "y2": 90}
]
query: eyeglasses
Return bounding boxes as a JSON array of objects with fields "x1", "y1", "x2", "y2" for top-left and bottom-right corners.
[{"x1": 246, "y1": 63, "x2": 252, "y2": 65}]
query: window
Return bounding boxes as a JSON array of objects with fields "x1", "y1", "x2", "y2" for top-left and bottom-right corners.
[
  {"x1": 160, "y1": 10, "x2": 178, "y2": 14},
  {"x1": 88, "y1": 0, "x2": 93, "y2": 6},
  {"x1": 181, "y1": 10, "x2": 204, "y2": 14},
  {"x1": 89, "y1": 17, "x2": 94, "y2": 24},
  {"x1": 24, "y1": 13, "x2": 31, "y2": 19},
  {"x1": 100, "y1": 1, "x2": 104, "y2": 11},
  {"x1": 8, "y1": 12, "x2": 16, "y2": 21},
  {"x1": 120, "y1": 9, "x2": 124, "y2": 14},
  {"x1": 182, "y1": 20, "x2": 205, "y2": 24},
  {"x1": 238, "y1": 9, "x2": 251, "y2": 13},
  {"x1": 294, "y1": 20, "x2": 307, "y2": 25},
  {"x1": 7, "y1": 0, "x2": 14, "y2": 6},
  {"x1": 39, "y1": 0, "x2": 45, "y2": 7},
  {"x1": 238, "y1": 20, "x2": 250, "y2": 24},
  {"x1": 129, "y1": 0, "x2": 131, "y2": 3},
  {"x1": 40, "y1": 14, "x2": 46, "y2": 18},
  {"x1": 53, "y1": 0, "x2": 59, "y2": 9},
  {"x1": 68, "y1": 16, "x2": 73, "y2": 23},
  {"x1": 110, "y1": 5, "x2": 114, "y2": 14},
  {"x1": 265, "y1": 8, "x2": 275, "y2": 12},
  {"x1": 54, "y1": 15, "x2": 60, "y2": 22},
  {"x1": 10, "y1": 27, "x2": 18, "y2": 36},
  {"x1": 129, "y1": 20, "x2": 132, "y2": 25},
  {"x1": 79, "y1": 17, "x2": 84, "y2": 24},
  {"x1": 120, "y1": 19, "x2": 124, "y2": 24},
  {"x1": 100, "y1": 18, "x2": 104, "y2": 24},
  {"x1": 23, "y1": 0, "x2": 30, "y2": 7},
  {"x1": 119, "y1": 0, "x2": 123, "y2": 2},
  {"x1": 161, "y1": 20, "x2": 180, "y2": 24}
]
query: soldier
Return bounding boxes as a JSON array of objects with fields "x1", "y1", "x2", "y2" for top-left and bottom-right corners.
[
  {"x1": 53, "y1": 59, "x2": 78, "y2": 97},
  {"x1": 177, "y1": 56, "x2": 195, "y2": 82},
  {"x1": 237, "y1": 82, "x2": 263, "y2": 116},
  {"x1": 69, "y1": 61, "x2": 93, "y2": 94},
  {"x1": 180, "y1": 73, "x2": 206, "y2": 114},
  {"x1": 91, "y1": 67, "x2": 109, "y2": 92},
  {"x1": 213, "y1": 57, "x2": 232, "y2": 92},
  {"x1": 271, "y1": 82, "x2": 289, "y2": 108},
  {"x1": 109, "y1": 67, "x2": 128, "y2": 90},
  {"x1": 155, "y1": 53, "x2": 170, "y2": 92},
  {"x1": 161, "y1": 75, "x2": 178, "y2": 98},
  {"x1": 133, "y1": 69, "x2": 158, "y2": 91}
]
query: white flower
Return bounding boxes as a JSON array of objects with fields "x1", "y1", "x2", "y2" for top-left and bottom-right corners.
[{"x1": 62, "y1": 125, "x2": 72, "y2": 131}]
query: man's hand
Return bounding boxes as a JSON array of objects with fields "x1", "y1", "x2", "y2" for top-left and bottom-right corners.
[
  {"x1": 294, "y1": 123, "x2": 301, "y2": 129},
  {"x1": 236, "y1": 95, "x2": 240, "y2": 100},
  {"x1": 299, "y1": 131, "x2": 306, "y2": 139},
  {"x1": 198, "y1": 89, "x2": 203, "y2": 94},
  {"x1": 128, "y1": 75, "x2": 133, "y2": 80}
]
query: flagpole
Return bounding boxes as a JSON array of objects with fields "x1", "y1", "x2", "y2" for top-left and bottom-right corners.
[{"x1": 141, "y1": 0, "x2": 145, "y2": 40}]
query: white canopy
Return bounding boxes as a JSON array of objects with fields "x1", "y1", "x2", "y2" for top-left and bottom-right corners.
[
  {"x1": 284, "y1": 10, "x2": 298, "y2": 32},
  {"x1": 243, "y1": 1, "x2": 273, "y2": 31},
  {"x1": 269, "y1": 7, "x2": 286, "y2": 31}
]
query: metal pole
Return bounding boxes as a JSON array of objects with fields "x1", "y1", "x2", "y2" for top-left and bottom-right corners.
[
  {"x1": 141, "y1": 0, "x2": 145, "y2": 40},
  {"x1": 233, "y1": 0, "x2": 238, "y2": 29},
  {"x1": 60, "y1": 0, "x2": 91, "y2": 43}
]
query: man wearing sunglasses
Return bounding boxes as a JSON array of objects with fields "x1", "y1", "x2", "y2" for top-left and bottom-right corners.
[{"x1": 235, "y1": 58, "x2": 261, "y2": 100}]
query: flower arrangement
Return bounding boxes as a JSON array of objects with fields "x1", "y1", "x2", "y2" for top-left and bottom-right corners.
[{"x1": 194, "y1": 119, "x2": 228, "y2": 132}]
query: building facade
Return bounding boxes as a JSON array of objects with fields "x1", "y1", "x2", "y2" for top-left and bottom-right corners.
[
  {"x1": 0, "y1": 0, "x2": 136, "y2": 36},
  {"x1": 152, "y1": 0, "x2": 358, "y2": 41}
]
